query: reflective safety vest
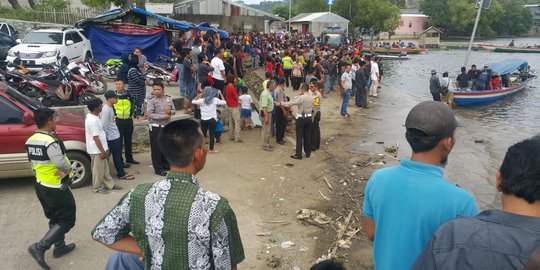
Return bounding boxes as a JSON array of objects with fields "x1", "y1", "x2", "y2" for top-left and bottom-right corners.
[
  {"x1": 282, "y1": 56, "x2": 293, "y2": 69},
  {"x1": 114, "y1": 97, "x2": 132, "y2": 120},
  {"x1": 25, "y1": 132, "x2": 71, "y2": 187},
  {"x1": 313, "y1": 93, "x2": 320, "y2": 107}
]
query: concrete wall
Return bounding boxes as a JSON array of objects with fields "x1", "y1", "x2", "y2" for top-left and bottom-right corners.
[
  {"x1": 174, "y1": 14, "x2": 268, "y2": 32},
  {"x1": 0, "y1": 18, "x2": 69, "y2": 39},
  {"x1": 395, "y1": 15, "x2": 427, "y2": 35}
]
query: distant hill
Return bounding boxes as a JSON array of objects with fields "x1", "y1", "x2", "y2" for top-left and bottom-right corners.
[{"x1": 248, "y1": 0, "x2": 285, "y2": 13}]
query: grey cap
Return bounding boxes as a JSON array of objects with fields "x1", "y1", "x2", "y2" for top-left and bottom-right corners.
[
  {"x1": 104, "y1": 90, "x2": 118, "y2": 99},
  {"x1": 431, "y1": 69, "x2": 437, "y2": 74},
  {"x1": 405, "y1": 101, "x2": 462, "y2": 138}
]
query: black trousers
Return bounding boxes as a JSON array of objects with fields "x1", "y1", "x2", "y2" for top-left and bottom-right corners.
[
  {"x1": 292, "y1": 76, "x2": 302, "y2": 90},
  {"x1": 432, "y1": 92, "x2": 441, "y2": 102},
  {"x1": 356, "y1": 86, "x2": 368, "y2": 108},
  {"x1": 35, "y1": 182, "x2": 76, "y2": 233},
  {"x1": 275, "y1": 107, "x2": 286, "y2": 143},
  {"x1": 149, "y1": 126, "x2": 169, "y2": 173},
  {"x1": 201, "y1": 118, "x2": 217, "y2": 150},
  {"x1": 213, "y1": 78, "x2": 225, "y2": 93},
  {"x1": 311, "y1": 111, "x2": 321, "y2": 151},
  {"x1": 284, "y1": 69, "x2": 292, "y2": 87},
  {"x1": 295, "y1": 116, "x2": 312, "y2": 157},
  {"x1": 116, "y1": 118, "x2": 134, "y2": 162}
]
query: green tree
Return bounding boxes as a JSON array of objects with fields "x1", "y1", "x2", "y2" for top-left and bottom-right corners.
[
  {"x1": 351, "y1": 0, "x2": 401, "y2": 48},
  {"x1": 272, "y1": 4, "x2": 298, "y2": 18},
  {"x1": 421, "y1": 0, "x2": 532, "y2": 36},
  {"x1": 333, "y1": 0, "x2": 360, "y2": 23},
  {"x1": 36, "y1": 0, "x2": 69, "y2": 9},
  {"x1": 391, "y1": 0, "x2": 407, "y2": 8},
  {"x1": 82, "y1": 0, "x2": 145, "y2": 10},
  {"x1": 293, "y1": 0, "x2": 328, "y2": 13}
]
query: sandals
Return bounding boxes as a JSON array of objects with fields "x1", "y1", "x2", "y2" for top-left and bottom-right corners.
[{"x1": 118, "y1": 173, "x2": 135, "y2": 180}]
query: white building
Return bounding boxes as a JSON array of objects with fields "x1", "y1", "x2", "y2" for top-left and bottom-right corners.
[{"x1": 287, "y1": 12, "x2": 349, "y2": 36}]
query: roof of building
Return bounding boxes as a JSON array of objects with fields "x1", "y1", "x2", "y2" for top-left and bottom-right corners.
[
  {"x1": 145, "y1": 3, "x2": 174, "y2": 15},
  {"x1": 420, "y1": 26, "x2": 443, "y2": 35},
  {"x1": 174, "y1": 0, "x2": 283, "y2": 21},
  {"x1": 287, "y1": 12, "x2": 349, "y2": 23},
  {"x1": 401, "y1": 13, "x2": 429, "y2": 17}
]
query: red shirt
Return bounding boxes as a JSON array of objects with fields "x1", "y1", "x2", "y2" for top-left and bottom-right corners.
[
  {"x1": 225, "y1": 84, "x2": 239, "y2": 107},
  {"x1": 266, "y1": 61, "x2": 274, "y2": 74},
  {"x1": 491, "y1": 78, "x2": 502, "y2": 90}
]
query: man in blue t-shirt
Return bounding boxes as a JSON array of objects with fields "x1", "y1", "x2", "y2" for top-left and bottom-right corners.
[{"x1": 362, "y1": 101, "x2": 479, "y2": 270}]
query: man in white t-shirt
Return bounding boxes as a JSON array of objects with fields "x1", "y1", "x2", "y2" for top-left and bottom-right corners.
[
  {"x1": 370, "y1": 57, "x2": 380, "y2": 97},
  {"x1": 210, "y1": 48, "x2": 226, "y2": 92},
  {"x1": 85, "y1": 98, "x2": 121, "y2": 194}
]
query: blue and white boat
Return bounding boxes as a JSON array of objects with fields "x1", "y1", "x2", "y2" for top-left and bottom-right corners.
[{"x1": 453, "y1": 59, "x2": 533, "y2": 106}]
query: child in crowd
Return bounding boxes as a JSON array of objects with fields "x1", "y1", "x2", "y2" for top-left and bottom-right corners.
[
  {"x1": 215, "y1": 110, "x2": 223, "y2": 144},
  {"x1": 238, "y1": 87, "x2": 254, "y2": 130}
]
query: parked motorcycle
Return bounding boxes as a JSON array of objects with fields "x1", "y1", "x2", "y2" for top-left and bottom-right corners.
[
  {"x1": 68, "y1": 60, "x2": 107, "y2": 94},
  {"x1": 104, "y1": 58, "x2": 123, "y2": 77}
]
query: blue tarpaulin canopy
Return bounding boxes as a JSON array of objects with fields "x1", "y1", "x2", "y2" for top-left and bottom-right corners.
[
  {"x1": 489, "y1": 59, "x2": 529, "y2": 75},
  {"x1": 197, "y1": 22, "x2": 229, "y2": 39},
  {"x1": 132, "y1": 7, "x2": 196, "y2": 30}
]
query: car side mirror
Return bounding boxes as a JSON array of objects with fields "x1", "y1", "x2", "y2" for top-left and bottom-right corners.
[
  {"x1": 16, "y1": 39, "x2": 21, "y2": 44},
  {"x1": 23, "y1": 113, "x2": 34, "y2": 127},
  {"x1": 66, "y1": 40, "x2": 74, "y2": 46}
]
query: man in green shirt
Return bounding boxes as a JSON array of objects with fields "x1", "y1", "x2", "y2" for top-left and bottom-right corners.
[
  {"x1": 92, "y1": 119, "x2": 245, "y2": 270},
  {"x1": 260, "y1": 80, "x2": 276, "y2": 151}
]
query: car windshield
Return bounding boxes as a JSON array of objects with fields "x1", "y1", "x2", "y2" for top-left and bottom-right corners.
[
  {"x1": 0, "y1": 82, "x2": 43, "y2": 111},
  {"x1": 323, "y1": 34, "x2": 341, "y2": 46},
  {"x1": 23, "y1": 32, "x2": 63, "y2": 45}
]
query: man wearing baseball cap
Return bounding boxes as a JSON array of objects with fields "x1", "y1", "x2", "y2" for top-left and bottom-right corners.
[
  {"x1": 430, "y1": 69, "x2": 442, "y2": 101},
  {"x1": 362, "y1": 101, "x2": 478, "y2": 270}
]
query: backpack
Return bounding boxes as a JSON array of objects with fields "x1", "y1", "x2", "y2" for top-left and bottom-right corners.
[{"x1": 441, "y1": 79, "x2": 450, "y2": 95}]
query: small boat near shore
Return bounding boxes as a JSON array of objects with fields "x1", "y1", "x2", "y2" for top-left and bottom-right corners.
[
  {"x1": 364, "y1": 48, "x2": 425, "y2": 55},
  {"x1": 364, "y1": 53, "x2": 410, "y2": 60},
  {"x1": 479, "y1": 44, "x2": 540, "y2": 53},
  {"x1": 453, "y1": 59, "x2": 533, "y2": 106}
]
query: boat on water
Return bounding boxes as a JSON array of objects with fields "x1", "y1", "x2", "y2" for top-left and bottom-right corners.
[
  {"x1": 364, "y1": 53, "x2": 410, "y2": 60},
  {"x1": 364, "y1": 48, "x2": 425, "y2": 55},
  {"x1": 479, "y1": 44, "x2": 540, "y2": 53},
  {"x1": 453, "y1": 59, "x2": 533, "y2": 106}
]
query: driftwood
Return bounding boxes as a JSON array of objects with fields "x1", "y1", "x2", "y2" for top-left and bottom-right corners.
[{"x1": 329, "y1": 210, "x2": 353, "y2": 258}]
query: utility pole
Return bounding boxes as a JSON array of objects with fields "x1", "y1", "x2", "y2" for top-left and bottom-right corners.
[
  {"x1": 464, "y1": 0, "x2": 486, "y2": 68},
  {"x1": 288, "y1": 0, "x2": 292, "y2": 32}
]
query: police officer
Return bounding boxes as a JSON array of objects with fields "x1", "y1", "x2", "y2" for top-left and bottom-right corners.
[
  {"x1": 279, "y1": 83, "x2": 314, "y2": 160},
  {"x1": 114, "y1": 78, "x2": 139, "y2": 165},
  {"x1": 147, "y1": 81, "x2": 176, "y2": 176},
  {"x1": 25, "y1": 108, "x2": 76, "y2": 270},
  {"x1": 311, "y1": 79, "x2": 323, "y2": 151}
]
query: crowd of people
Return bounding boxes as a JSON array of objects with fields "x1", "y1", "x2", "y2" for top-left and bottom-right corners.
[{"x1": 22, "y1": 29, "x2": 540, "y2": 270}]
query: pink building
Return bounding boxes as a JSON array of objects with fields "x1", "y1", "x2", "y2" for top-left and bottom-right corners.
[{"x1": 394, "y1": 14, "x2": 429, "y2": 38}]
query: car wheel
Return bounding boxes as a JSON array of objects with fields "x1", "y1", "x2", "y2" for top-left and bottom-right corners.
[
  {"x1": 61, "y1": 57, "x2": 69, "y2": 68},
  {"x1": 85, "y1": 51, "x2": 92, "y2": 62},
  {"x1": 67, "y1": 151, "x2": 91, "y2": 189}
]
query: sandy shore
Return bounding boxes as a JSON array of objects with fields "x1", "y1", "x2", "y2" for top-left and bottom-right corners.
[{"x1": 0, "y1": 68, "x2": 407, "y2": 269}]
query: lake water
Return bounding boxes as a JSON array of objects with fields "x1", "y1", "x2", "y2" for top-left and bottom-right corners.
[{"x1": 360, "y1": 37, "x2": 540, "y2": 209}]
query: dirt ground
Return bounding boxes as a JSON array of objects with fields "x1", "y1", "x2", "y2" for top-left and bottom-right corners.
[{"x1": 0, "y1": 69, "x2": 402, "y2": 270}]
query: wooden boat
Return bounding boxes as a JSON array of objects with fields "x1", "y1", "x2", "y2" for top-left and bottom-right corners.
[
  {"x1": 364, "y1": 48, "x2": 426, "y2": 55},
  {"x1": 479, "y1": 44, "x2": 540, "y2": 53},
  {"x1": 364, "y1": 53, "x2": 410, "y2": 60},
  {"x1": 453, "y1": 59, "x2": 532, "y2": 106}
]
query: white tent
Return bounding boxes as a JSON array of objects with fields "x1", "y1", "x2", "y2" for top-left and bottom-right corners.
[{"x1": 287, "y1": 12, "x2": 349, "y2": 36}]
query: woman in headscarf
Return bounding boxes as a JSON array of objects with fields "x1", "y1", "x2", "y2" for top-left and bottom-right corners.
[
  {"x1": 127, "y1": 54, "x2": 146, "y2": 116},
  {"x1": 192, "y1": 86, "x2": 226, "y2": 153}
]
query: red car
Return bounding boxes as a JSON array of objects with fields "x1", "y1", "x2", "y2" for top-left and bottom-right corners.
[{"x1": 0, "y1": 81, "x2": 91, "y2": 188}]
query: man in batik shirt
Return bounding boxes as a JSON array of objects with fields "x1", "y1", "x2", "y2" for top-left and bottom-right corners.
[{"x1": 92, "y1": 119, "x2": 244, "y2": 270}]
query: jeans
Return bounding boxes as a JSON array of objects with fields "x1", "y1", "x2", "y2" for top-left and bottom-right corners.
[
  {"x1": 324, "y1": 75, "x2": 331, "y2": 94},
  {"x1": 341, "y1": 88, "x2": 351, "y2": 115},
  {"x1": 432, "y1": 92, "x2": 441, "y2": 101},
  {"x1": 106, "y1": 252, "x2": 144, "y2": 270},
  {"x1": 270, "y1": 112, "x2": 276, "y2": 137},
  {"x1": 177, "y1": 63, "x2": 185, "y2": 97},
  {"x1": 107, "y1": 138, "x2": 126, "y2": 177},
  {"x1": 251, "y1": 54, "x2": 258, "y2": 68}
]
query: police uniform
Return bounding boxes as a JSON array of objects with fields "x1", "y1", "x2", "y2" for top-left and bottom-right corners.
[
  {"x1": 25, "y1": 131, "x2": 76, "y2": 269},
  {"x1": 147, "y1": 94, "x2": 176, "y2": 175},
  {"x1": 283, "y1": 92, "x2": 314, "y2": 159},
  {"x1": 114, "y1": 90, "x2": 138, "y2": 164},
  {"x1": 311, "y1": 89, "x2": 322, "y2": 151}
]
